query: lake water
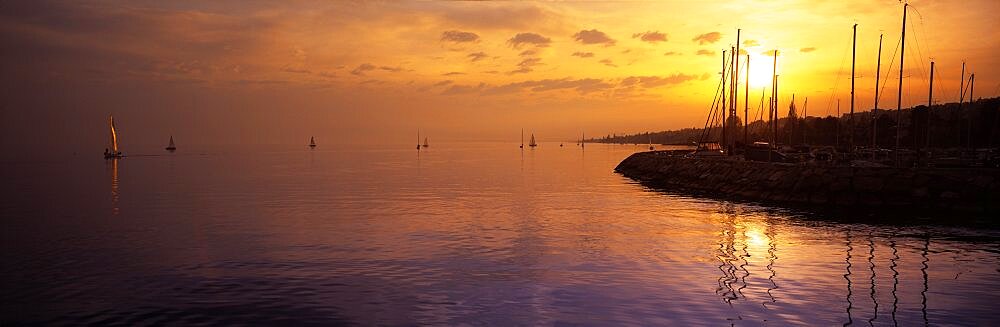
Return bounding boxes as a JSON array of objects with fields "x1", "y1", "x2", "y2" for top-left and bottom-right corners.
[{"x1": 2, "y1": 142, "x2": 999, "y2": 325}]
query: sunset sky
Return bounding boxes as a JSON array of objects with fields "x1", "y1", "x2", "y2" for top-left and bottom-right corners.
[{"x1": 1, "y1": 0, "x2": 998, "y2": 153}]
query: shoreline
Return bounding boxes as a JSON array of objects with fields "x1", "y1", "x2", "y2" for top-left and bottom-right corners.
[{"x1": 615, "y1": 151, "x2": 1000, "y2": 214}]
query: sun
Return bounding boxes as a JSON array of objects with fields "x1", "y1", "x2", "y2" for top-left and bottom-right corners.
[{"x1": 746, "y1": 54, "x2": 776, "y2": 89}]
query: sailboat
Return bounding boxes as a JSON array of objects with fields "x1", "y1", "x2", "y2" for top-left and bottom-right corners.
[
  {"x1": 422, "y1": 137, "x2": 429, "y2": 148},
  {"x1": 417, "y1": 130, "x2": 421, "y2": 150},
  {"x1": 309, "y1": 136, "x2": 317, "y2": 148},
  {"x1": 103, "y1": 114, "x2": 124, "y2": 159},
  {"x1": 528, "y1": 133, "x2": 538, "y2": 147},
  {"x1": 648, "y1": 134, "x2": 655, "y2": 151},
  {"x1": 165, "y1": 135, "x2": 176, "y2": 151}
]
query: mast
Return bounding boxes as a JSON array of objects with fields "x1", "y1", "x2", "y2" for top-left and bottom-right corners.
[
  {"x1": 721, "y1": 49, "x2": 727, "y2": 148},
  {"x1": 874, "y1": 34, "x2": 882, "y2": 153},
  {"x1": 771, "y1": 50, "x2": 778, "y2": 145},
  {"x1": 927, "y1": 61, "x2": 934, "y2": 148},
  {"x1": 850, "y1": 23, "x2": 857, "y2": 151},
  {"x1": 774, "y1": 75, "x2": 780, "y2": 144},
  {"x1": 730, "y1": 45, "x2": 736, "y2": 153},
  {"x1": 735, "y1": 29, "x2": 742, "y2": 149},
  {"x1": 896, "y1": 3, "x2": 907, "y2": 156},
  {"x1": 959, "y1": 61, "x2": 966, "y2": 103},
  {"x1": 745, "y1": 54, "x2": 750, "y2": 144}
]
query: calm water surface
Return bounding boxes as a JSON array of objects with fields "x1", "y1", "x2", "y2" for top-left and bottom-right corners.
[{"x1": 2, "y1": 142, "x2": 999, "y2": 325}]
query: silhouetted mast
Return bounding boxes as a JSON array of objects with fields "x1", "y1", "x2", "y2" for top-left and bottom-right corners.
[
  {"x1": 721, "y1": 50, "x2": 728, "y2": 147},
  {"x1": 730, "y1": 45, "x2": 736, "y2": 153},
  {"x1": 873, "y1": 34, "x2": 882, "y2": 154},
  {"x1": 736, "y1": 29, "x2": 742, "y2": 147},
  {"x1": 771, "y1": 50, "x2": 778, "y2": 145},
  {"x1": 850, "y1": 23, "x2": 857, "y2": 151},
  {"x1": 896, "y1": 3, "x2": 907, "y2": 156},
  {"x1": 745, "y1": 54, "x2": 750, "y2": 144}
]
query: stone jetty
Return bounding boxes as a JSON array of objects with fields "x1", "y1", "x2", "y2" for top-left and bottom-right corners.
[{"x1": 615, "y1": 151, "x2": 1000, "y2": 213}]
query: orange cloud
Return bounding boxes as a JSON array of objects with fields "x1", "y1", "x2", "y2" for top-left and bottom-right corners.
[{"x1": 573, "y1": 29, "x2": 616, "y2": 46}]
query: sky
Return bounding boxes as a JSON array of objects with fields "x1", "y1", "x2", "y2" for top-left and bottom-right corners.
[{"x1": 1, "y1": 0, "x2": 998, "y2": 153}]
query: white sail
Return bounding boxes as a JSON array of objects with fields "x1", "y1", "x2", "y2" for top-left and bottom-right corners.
[{"x1": 109, "y1": 114, "x2": 119, "y2": 152}]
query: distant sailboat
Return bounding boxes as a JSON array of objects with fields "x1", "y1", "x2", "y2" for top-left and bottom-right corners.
[
  {"x1": 165, "y1": 135, "x2": 176, "y2": 151},
  {"x1": 103, "y1": 114, "x2": 124, "y2": 159},
  {"x1": 417, "y1": 130, "x2": 421, "y2": 150},
  {"x1": 309, "y1": 136, "x2": 317, "y2": 148},
  {"x1": 528, "y1": 133, "x2": 538, "y2": 147},
  {"x1": 648, "y1": 135, "x2": 654, "y2": 151},
  {"x1": 422, "y1": 137, "x2": 429, "y2": 148}
]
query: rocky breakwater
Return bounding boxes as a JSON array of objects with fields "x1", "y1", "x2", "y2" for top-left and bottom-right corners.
[{"x1": 615, "y1": 151, "x2": 1000, "y2": 213}]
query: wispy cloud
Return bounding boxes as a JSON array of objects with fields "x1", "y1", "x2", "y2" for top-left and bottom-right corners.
[
  {"x1": 572, "y1": 51, "x2": 594, "y2": 58},
  {"x1": 692, "y1": 32, "x2": 721, "y2": 45},
  {"x1": 441, "y1": 30, "x2": 480, "y2": 43},
  {"x1": 467, "y1": 52, "x2": 489, "y2": 62},
  {"x1": 696, "y1": 49, "x2": 715, "y2": 56},
  {"x1": 507, "y1": 32, "x2": 551, "y2": 49},
  {"x1": 598, "y1": 59, "x2": 617, "y2": 67},
  {"x1": 800, "y1": 47, "x2": 817, "y2": 53},
  {"x1": 508, "y1": 57, "x2": 542, "y2": 75},
  {"x1": 620, "y1": 74, "x2": 698, "y2": 88},
  {"x1": 663, "y1": 51, "x2": 679, "y2": 56},
  {"x1": 351, "y1": 63, "x2": 376, "y2": 76},
  {"x1": 743, "y1": 39, "x2": 760, "y2": 47}
]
